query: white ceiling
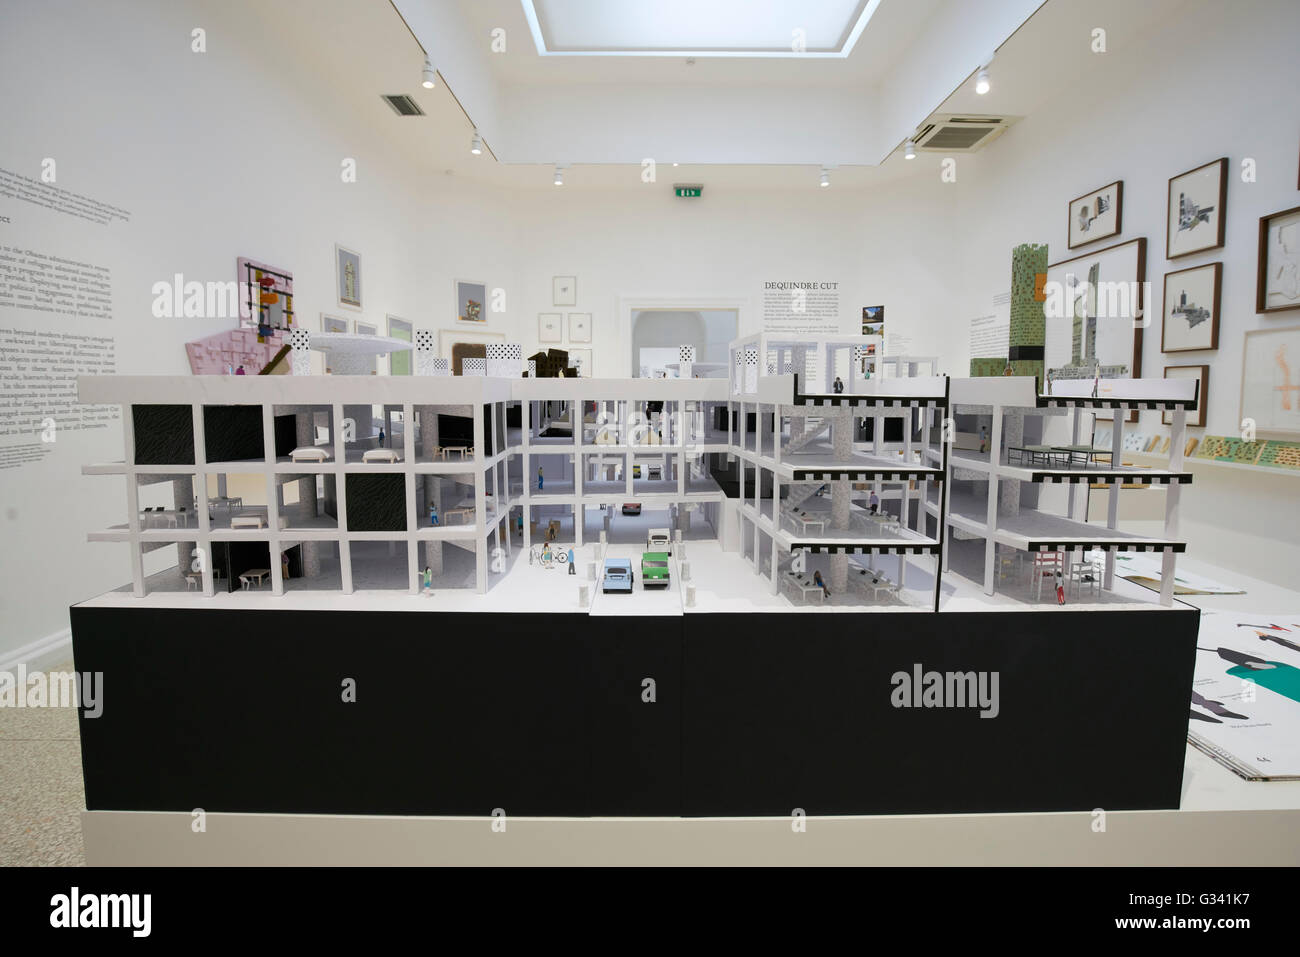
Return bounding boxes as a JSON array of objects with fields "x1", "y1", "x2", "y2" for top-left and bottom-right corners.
[
  {"x1": 279, "y1": 0, "x2": 1191, "y2": 191},
  {"x1": 523, "y1": 0, "x2": 878, "y2": 57}
]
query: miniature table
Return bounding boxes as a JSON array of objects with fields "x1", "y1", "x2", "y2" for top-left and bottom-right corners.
[
  {"x1": 440, "y1": 446, "x2": 472, "y2": 460},
  {"x1": 230, "y1": 513, "x2": 267, "y2": 529},
  {"x1": 238, "y1": 568, "x2": 270, "y2": 589},
  {"x1": 208, "y1": 496, "x2": 243, "y2": 512},
  {"x1": 1052, "y1": 445, "x2": 1108, "y2": 466},
  {"x1": 1009, "y1": 445, "x2": 1068, "y2": 467},
  {"x1": 787, "y1": 511, "x2": 827, "y2": 535},
  {"x1": 784, "y1": 572, "x2": 825, "y2": 603}
]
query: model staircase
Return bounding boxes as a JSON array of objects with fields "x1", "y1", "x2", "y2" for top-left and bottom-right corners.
[
  {"x1": 785, "y1": 416, "x2": 832, "y2": 454},
  {"x1": 784, "y1": 482, "x2": 825, "y2": 511}
]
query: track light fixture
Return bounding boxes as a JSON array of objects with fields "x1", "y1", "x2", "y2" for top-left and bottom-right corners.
[
  {"x1": 904, "y1": 139, "x2": 916, "y2": 160},
  {"x1": 421, "y1": 57, "x2": 437, "y2": 89},
  {"x1": 553, "y1": 165, "x2": 565, "y2": 186},
  {"x1": 975, "y1": 65, "x2": 990, "y2": 95},
  {"x1": 470, "y1": 131, "x2": 483, "y2": 155},
  {"x1": 819, "y1": 170, "x2": 830, "y2": 188}
]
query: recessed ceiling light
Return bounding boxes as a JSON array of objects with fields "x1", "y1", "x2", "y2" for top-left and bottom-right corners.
[
  {"x1": 975, "y1": 66, "x2": 990, "y2": 95},
  {"x1": 470, "y1": 131, "x2": 483, "y2": 155},
  {"x1": 421, "y1": 57, "x2": 436, "y2": 89},
  {"x1": 904, "y1": 139, "x2": 916, "y2": 160}
]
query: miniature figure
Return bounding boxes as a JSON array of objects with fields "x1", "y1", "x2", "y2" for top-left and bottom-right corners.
[
  {"x1": 813, "y1": 569, "x2": 830, "y2": 598},
  {"x1": 235, "y1": 365, "x2": 246, "y2": 375},
  {"x1": 833, "y1": 376, "x2": 844, "y2": 394},
  {"x1": 429, "y1": 502, "x2": 438, "y2": 526},
  {"x1": 979, "y1": 425, "x2": 989, "y2": 454},
  {"x1": 422, "y1": 566, "x2": 433, "y2": 595},
  {"x1": 567, "y1": 547, "x2": 575, "y2": 574},
  {"x1": 378, "y1": 427, "x2": 385, "y2": 447},
  {"x1": 868, "y1": 490, "x2": 879, "y2": 515},
  {"x1": 1055, "y1": 568, "x2": 1066, "y2": 605},
  {"x1": 537, "y1": 465, "x2": 544, "y2": 491}
]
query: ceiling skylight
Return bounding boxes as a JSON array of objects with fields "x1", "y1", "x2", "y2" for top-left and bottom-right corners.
[{"x1": 521, "y1": 0, "x2": 883, "y2": 58}]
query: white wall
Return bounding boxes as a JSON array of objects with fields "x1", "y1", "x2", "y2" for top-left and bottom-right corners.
[
  {"x1": 951, "y1": 0, "x2": 1300, "y2": 583},
  {"x1": 0, "y1": 0, "x2": 516, "y2": 661}
]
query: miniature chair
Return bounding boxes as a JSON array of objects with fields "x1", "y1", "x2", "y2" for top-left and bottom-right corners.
[{"x1": 1029, "y1": 551, "x2": 1064, "y2": 602}]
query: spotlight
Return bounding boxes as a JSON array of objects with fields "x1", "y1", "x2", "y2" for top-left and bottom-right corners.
[
  {"x1": 421, "y1": 57, "x2": 436, "y2": 89},
  {"x1": 904, "y1": 139, "x2": 916, "y2": 160},
  {"x1": 819, "y1": 170, "x2": 830, "y2": 188},
  {"x1": 553, "y1": 165, "x2": 564, "y2": 186},
  {"x1": 975, "y1": 66, "x2": 990, "y2": 95},
  {"x1": 470, "y1": 131, "x2": 483, "y2": 155}
]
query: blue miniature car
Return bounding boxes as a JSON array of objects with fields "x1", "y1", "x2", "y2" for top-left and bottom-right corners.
[{"x1": 602, "y1": 558, "x2": 634, "y2": 593}]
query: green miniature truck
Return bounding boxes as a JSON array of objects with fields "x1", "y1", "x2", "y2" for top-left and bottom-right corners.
[{"x1": 640, "y1": 551, "x2": 671, "y2": 588}]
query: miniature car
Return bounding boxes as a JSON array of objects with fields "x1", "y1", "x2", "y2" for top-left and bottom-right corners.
[
  {"x1": 290, "y1": 446, "x2": 329, "y2": 463},
  {"x1": 641, "y1": 552, "x2": 670, "y2": 588},
  {"x1": 602, "y1": 558, "x2": 634, "y2": 593},
  {"x1": 647, "y1": 528, "x2": 671, "y2": 553},
  {"x1": 362, "y1": 448, "x2": 401, "y2": 463},
  {"x1": 621, "y1": 503, "x2": 641, "y2": 515}
]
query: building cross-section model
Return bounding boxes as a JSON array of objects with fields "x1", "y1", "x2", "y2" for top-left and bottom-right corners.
[{"x1": 76, "y1": 335, "x2": 1199, "y2": 610}]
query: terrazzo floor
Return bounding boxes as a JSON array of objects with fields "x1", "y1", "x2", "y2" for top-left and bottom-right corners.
[{"x1": 0, "y1": 659, "x2": 86, "y2": 866}]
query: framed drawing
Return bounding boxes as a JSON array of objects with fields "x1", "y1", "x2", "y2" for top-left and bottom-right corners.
[
  {"x1": 354, "y1": 320, "x2": 377, "y2": 336},
  {"x1": 455, "y1": 279, "x2": 487, "y2": 324},
  {"x1": 861, "y1": 305, "x2": 884, "y2": 336},
  {"x1": 1166, "y1": 158, "x2": 1227, "y2": 260},
  {"x1": 237, "y1": 258, "x2": 294, "y2": 331},
  {"x1": 1068, "y1": 180, "x2": 1122, "y2": 249},
  {"x1": 388, "y1": 316, "x2": 413, "y2": 375},
  {"x1": 1161, "y1": 262, "x2": 1221, "y2": 353},
  {"x1": 568, "y1": 312, "x2": 592, "y2": 343},
  {"x1": 320, "y1": 313, "x2": 348, "y2": 334},
  {"x1": 439, "y1": 328, "x2": 505, "y2": 376},
  {"x1": 552, "y1": 275, "x2": 577, "y2": 307},
  {"x1": 1241, "y1": 326, "x2": 1300, "y2": 437},
  {"x1": 335, "y1": 244, "x2": 362, "y2": 310},
  {"x1": 567, "y1": 348, "x2": 592, "y2": 377},
  {"x1": 1256, "y1": 205, "x2": 1300, "y2": 314},
  {"x1": 1163, "y1": 365, "x2": 1208, "y2": 427},
  {"x1": 538, "y1": 312, "x2": 562, "y2": 343}
]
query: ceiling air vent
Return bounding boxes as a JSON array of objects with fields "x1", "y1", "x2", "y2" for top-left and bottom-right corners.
[
  {"x1": 914, "y1": 114, "x2": 1018, "y2": 152},
  {"x1": 382, "y1": 94, "x2": 425, "y2": 117}
]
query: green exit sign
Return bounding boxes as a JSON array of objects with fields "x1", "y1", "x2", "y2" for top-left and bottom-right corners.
[{"x1": 674, "y1": 184, "x2": 703, "y2": 198}]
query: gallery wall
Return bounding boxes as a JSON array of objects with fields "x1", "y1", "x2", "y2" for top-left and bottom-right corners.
[
  {"x1": 951, "y1": 0, "x2": 1300, "y2": 583},
  {"x1": 0, "y1": 0, "x2": 517, "y2": 662}
]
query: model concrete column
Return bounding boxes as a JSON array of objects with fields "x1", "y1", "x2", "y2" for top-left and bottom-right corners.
[
  {"x1": 1000, "y1": 410, "x2": 1024, "y2": 513},
  {"x1": 301, "y1": 541, "x2": 322, "y2": 578},
  {"x1": 295, "y1": 411, "x2": 316, "y2": 516},
  {"x1": 423, "y1": 539, "x2": 443, "y2": 576},
  {"x1": 420, "y1": 406, "x2": 442, "y2": 521},
  {"x1": 172, "y1": 474, "x2": 194, "y2": 569}
]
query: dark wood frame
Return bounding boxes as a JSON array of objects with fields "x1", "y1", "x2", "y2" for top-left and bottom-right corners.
[
  {"x1": 1045, "y1": 236, "x2": 1146, "y2": 423},
  {"x1": 1163, "y1": 365, "x2": 1208, "y2": 428},
  {"x1": 1067, "y1": 180, "x2": 1123, "y2": 250},
  {"x1": 1166, "y1": 158, "x2": 1228, "y2": 260},
  {"x1": 1161, "y1": 261, "x2": 1221, "y2": 352},
  {"x1": 1256, "y1": 205, "x2": 1300, "y2": 314}
]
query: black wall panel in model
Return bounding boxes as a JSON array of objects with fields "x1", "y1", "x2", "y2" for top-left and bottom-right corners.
[
  {"x1": 132, "y1": 405, "x2": 194, "y2": 465},
  {"x1": 69, "y1": 606, "x2": 1198, "y2": 817},
  {"x1": 680, "y1": 610, "x2": 1198, "y2": 816},
  {"x1": 203, "y1": 405, "x2": 264, "y2": 462},
  {"x1": 345, "y1": 473, "x2": 406, "y2": 531},
  {"x1": 582, "y1": 617, "x2": 682, "y2": 815}
]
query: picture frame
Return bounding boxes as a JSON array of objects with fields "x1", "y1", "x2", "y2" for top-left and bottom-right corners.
[
  {"x1": 1256, "y1": 205, "x2": 1300, "y2": 314},
  {"x1": 1166, "y1": 158, "x2": 1227, "y2": 260},
  {"x1": 538, "y1": 312, "x2": 562, "y2": 343},
  {"x1": 1067, "y1": 180, "x2": 1123, "y2": 250},
  {"x1": 861, "y1": 305, "x2": 884, "y2": 336},
  {"x1": 567, "y1": 312, "x2": 592, "y2": 343},
  {"x1": 334, "y1": 244, "x2": 362, "y2": 310},
  {"x1": 1163, "y1": 365, "x2": 1208, "y2": 427},
  {"x1": 455, "y1": 278, "x2": 488, "y2": 324},
  {"x1": 552, "y1": 275, "x2": 577, "y2": 307},
  {"x1": 388, "y1": 315, "x2": 413, "y2": 375},
  {"x1": 320, "y1": 313, "x2": 348, "y2": 334},
  {"x1": 353, "y1": 320, "x2": 377, "y2": 336},
  {"x1": 1161, "y1": 262, "x2": 1221, "y2": 353},
  {"x1": 1240, "y1": 325, "x2": 1300, "y2": 437}
]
